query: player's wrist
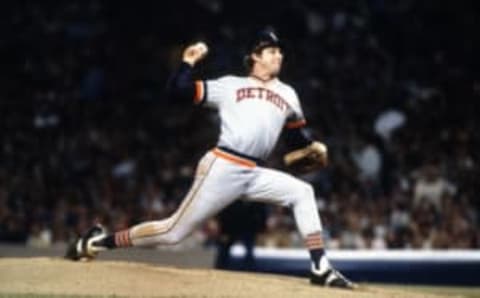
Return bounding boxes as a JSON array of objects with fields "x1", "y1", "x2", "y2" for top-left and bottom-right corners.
[
  {"x1": 182, "y1": 57, "x2": 197, "y2": 66},
  {"x1": 180, "y1": 60, "x2": 195, "y2": 68}
]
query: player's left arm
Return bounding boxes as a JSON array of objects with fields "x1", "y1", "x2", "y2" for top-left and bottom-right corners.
[
  {"x1": 284, "y1": 89, "x2": 313, "y2": 151},
  {"x1": 283, "y1": 92, "x2": 328, "y2": 171},
  {"x1": 284, "y1": 126, "x2": 328, "y2": 171},
  {"x1": 284, "y1": 120, "x2": 312, "y2": 150}
]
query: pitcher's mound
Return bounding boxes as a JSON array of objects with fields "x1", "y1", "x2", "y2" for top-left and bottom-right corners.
[{"x1": 0, "y1": 257, "x2": 441, "y2": 297}]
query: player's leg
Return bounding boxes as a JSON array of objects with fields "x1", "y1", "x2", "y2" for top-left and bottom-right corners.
[
  {"x1": 65, "y1": 151, "x2": 245, "y2": 260},
  {"x1": 243, "y1": 167, "x2": 355, "y2": 289}
]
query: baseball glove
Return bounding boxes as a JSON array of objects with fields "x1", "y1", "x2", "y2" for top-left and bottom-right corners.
[{"x1": 284, "y1": 141, "x2": 328, "y2": 173}]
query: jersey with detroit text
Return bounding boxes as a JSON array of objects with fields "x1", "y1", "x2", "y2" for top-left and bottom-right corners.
[{"x1": 196, "y1": 76, "x2": 306, "y2": 160}]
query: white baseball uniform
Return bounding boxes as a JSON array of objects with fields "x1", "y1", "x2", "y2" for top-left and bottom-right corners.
[{"x1": 128, "y1": 75, "x2": 322, "y2": 247}]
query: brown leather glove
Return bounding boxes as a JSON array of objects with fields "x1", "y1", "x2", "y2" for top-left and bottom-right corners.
[{"x1": 284, "y1": 141, "x2": 328, "y2": 173}]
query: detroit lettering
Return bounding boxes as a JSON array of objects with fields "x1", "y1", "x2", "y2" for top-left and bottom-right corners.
[{"x1": 236, "y1": 87, "x2": 289, "y2": 111}]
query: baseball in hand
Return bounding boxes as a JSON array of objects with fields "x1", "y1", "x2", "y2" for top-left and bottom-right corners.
[
  {"x1": 195, "y1": 42, "x2": 208, "y2": 56},
  {"x1": 183, "y1": 42, "x2": 209, "y2": 66}
]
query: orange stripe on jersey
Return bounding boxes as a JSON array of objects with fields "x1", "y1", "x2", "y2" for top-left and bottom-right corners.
[
  {"x1": 285, "y1": 119, "x2": 307, "y2": 129},
  {"x1": 212, "y1": 148, "x2": 256, "y2": 168},
  {"x1": 194, "y1": 80, "x2": 204, "y2": 104}
]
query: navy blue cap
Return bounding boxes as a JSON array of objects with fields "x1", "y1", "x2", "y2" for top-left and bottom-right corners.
[{"x1": 247, "y1": 28, "x2": 283, "y2": 54}]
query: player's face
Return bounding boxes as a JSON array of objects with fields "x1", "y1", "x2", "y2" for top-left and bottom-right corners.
[{"x1": 253, "y1": 46, "x2": 283, "y2": 77}]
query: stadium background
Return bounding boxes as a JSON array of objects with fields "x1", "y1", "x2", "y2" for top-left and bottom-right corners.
[{"x1": 0, "y1": 0, "x2": 479, "y2": 284}]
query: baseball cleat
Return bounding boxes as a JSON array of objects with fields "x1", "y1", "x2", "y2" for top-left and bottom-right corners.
[
  {"x1": 65, "y1": 224, "x2": 107, "y2": 261},
  {"x1": 310, "y1": 268, "x2": 356, "y2": 289}
]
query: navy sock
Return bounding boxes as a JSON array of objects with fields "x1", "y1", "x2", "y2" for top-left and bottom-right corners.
[
  {"x1": 309, "y1": 248, "x2": 325, "y2": 269},
  {"x1": 94, "y1": 234, "x2": 117, "y2": 249}
]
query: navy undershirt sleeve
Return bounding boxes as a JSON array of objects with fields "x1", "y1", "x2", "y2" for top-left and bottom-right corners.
[
  {"x1": 166, "y1": 62, "x2": 196, "y2": 102},
  {"x1": 285, "y1": 127, "x2": 313, "y2": 151}
]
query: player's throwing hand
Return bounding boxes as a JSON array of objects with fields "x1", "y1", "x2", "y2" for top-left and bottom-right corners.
[{"x1": 183, "y1": 42, "x2": 208, "y2": 66}]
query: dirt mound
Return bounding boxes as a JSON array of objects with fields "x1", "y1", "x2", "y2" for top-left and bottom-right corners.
[{"x1": 0, "y1": 257, "x2": 442, "y2": 297}]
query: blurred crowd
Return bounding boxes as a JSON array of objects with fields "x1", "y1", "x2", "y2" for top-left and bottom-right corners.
[{"x1": 1, "y1": 0, "x2": 479, "y2": 250}]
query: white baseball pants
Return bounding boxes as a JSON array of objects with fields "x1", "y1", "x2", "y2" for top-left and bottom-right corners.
[{"x1": 128, "y1": 148, "x2": 322, "y2": 246}]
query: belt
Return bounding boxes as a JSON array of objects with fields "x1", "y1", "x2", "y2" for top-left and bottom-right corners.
[{"x1": 212, "y1": 146, "x2": 265, "y2": 167}]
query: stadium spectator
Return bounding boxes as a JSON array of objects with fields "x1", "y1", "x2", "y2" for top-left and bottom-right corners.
[{"x1": 0, "y1": 0, "x2": 478, "y2": 250}]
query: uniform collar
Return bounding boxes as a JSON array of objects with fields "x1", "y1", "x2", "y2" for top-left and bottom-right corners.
[{"x1": 248, "y1": 75, "x2": 279, "y2": 86}]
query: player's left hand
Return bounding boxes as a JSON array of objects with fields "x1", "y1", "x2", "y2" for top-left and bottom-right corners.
[{"x1": 284, "y1": 141, "x2": 328, "y2": 173}]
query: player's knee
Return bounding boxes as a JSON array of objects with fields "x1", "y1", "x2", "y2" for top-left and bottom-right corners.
[
  {"x1": 302, "y1": 182, "x2": 315, "y2": 199},
  {"x1": 292, "y1": 181, "x2": 315, "y2": 203},
  {"x1": 162, "y1": 230, "x2": 189, "y2": 245},
  {"x1": 163, "y1": 233, "x2": 183, "y2": 245}
]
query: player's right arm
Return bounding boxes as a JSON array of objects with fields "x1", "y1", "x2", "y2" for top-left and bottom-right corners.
[{"x1": 166, "y1": 42, "x2": 208, "y2": 104}]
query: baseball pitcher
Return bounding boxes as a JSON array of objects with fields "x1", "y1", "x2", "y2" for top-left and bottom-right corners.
[{"x1": 65, "y1": 28, "x2": 355, "y2": 289}]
